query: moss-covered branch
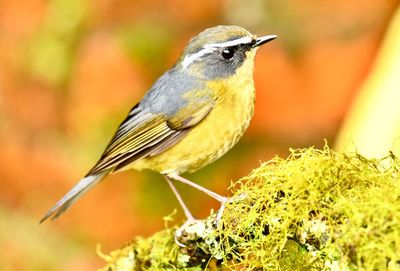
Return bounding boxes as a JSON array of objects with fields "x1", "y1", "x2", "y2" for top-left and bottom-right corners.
[{"x1": 99, "y1": 147, "x2": 400, "y2": 270}]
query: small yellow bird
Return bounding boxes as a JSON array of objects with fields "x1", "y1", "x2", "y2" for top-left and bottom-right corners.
[{"x1": 40, "y1": 25, "x2": 276, "y2": 224}]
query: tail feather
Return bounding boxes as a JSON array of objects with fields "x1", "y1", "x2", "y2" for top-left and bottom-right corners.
[{"x1": 40, "y1": 173, "x2": 107, "y2": 223}]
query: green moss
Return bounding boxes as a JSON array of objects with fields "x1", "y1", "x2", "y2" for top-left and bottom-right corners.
[{"x1": 99, "y1": 146, "x2": 400, "y2": 270}]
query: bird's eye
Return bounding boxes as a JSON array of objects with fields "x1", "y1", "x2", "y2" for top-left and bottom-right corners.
[{"x1": 221, "y1": 48, "x2": 235, "y2": 60}]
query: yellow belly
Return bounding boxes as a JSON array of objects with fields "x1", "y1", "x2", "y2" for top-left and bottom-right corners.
[{"x1": 131, "y1": 51, "x2": 256, "y2": 174}]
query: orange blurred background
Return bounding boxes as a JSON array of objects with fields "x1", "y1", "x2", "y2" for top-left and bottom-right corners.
[{"x1": 0, "y1": 0, "x2": 399, "y2": 270}]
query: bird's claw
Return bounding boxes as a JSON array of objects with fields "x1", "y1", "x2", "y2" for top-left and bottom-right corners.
[
  {"x1": 215, "y1": 197, "x2": 229, "y2": 225},
  {"x1": 174, "y1": 219, "x2": 196, "y2": 247}
]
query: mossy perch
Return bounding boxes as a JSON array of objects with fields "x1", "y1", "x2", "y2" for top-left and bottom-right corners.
[{"x1": 99, "y1": 147, "x2": 400, "y2": 270}]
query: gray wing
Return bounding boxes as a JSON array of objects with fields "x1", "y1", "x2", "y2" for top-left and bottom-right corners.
[{"x1": 87, "y1": 68, "x2": 215, "y2": 175}]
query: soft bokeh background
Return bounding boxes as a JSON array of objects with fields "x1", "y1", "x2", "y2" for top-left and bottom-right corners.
[{"x1": 1, "y1": 0, "x2": 399, "y2": 270}]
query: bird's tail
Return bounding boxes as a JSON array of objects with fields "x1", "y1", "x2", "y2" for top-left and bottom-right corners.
[{"x1": 39, "y1": 172, "x2": 107, "y2": 223}]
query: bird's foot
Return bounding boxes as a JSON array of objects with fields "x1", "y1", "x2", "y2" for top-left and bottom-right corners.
[
  {"x1": 174, "y1": 194, "x2": 248, "y2": 247},
  {"x1": 214, "y1": 193, "x2": 249, "y2": 226},
  {"x1": 174, "y1": 218, "x2": 207, "y2": 247},
  {"x1": 215, "y1": 196, "x2": 228, "y2": 224}
]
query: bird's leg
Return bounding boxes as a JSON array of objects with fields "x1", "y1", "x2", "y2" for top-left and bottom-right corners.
[
  {"x1": 164, "y1": 175, "x2": 195, "y2": 221},
  {"x1": 166, "y1": 173, "x2": 227, "y2": 203},
  {"x1": 166, "y1": 173, "x2": 228, "y2": 224},
  {"x1": 164, "y1": 175, "x2": 201, "y2": 247}
]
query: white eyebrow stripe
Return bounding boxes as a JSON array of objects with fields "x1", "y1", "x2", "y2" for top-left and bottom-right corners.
[
  {"x1": 181, "y1": 36, "x2": 253, "y2": 68},
  {"x1": 181, "y1": 47, "x2": 216, "y2": 68},
  {"x1": 204, "y1": 36, "x2": 253, "y2": 48}
]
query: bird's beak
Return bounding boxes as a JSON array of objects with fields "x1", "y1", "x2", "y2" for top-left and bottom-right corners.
[{"x1": 252, "y1": 35, "x2": 277, "y2": 48}]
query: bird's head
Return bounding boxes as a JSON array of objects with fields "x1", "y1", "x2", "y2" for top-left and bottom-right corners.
[{"x1": 178, "y1": 25, "x2": 276, "y2": 80}]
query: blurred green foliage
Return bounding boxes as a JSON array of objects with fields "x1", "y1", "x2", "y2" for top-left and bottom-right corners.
[
  {"x1": 117, "y1": 23, "x2": 175, "y2": 75},
  {"x1": 25, "y1": 0, "x2": 88, "y2": 86},
  {"x1": 0, "y1": 206, "x2": 91, "y2": 271}
]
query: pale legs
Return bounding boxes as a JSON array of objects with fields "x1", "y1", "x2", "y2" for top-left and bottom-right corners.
[
  {"x1": 164, "y1": 175, "x2": 195, "y2": 221},
  {"x1": 164, "y1": 173, "x2": 228, "y2": 246}
]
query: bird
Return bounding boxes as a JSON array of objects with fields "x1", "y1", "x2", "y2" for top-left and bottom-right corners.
[{"x1": 40, "y1": 25, "x2": 277, "y2": 225}]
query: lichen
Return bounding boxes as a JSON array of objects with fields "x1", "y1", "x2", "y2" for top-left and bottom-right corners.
[{"x1": 99, "y1": 146, "x2": 400, "y2": 271}]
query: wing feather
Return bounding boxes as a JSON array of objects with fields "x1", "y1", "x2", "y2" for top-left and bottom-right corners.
[
  {"x1": 87, "y1": 116, "x2": 174, "y2": 175},
  {"x1": 87, "y1": 93, "x2": 215, "y2": 176}
]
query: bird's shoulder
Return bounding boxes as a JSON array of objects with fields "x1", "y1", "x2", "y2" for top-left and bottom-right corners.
[
  {"x1": 139, "y1": 68, "x2": 215, "y2": 118},
  {"x1": 117, "y1": 67, "x2": 216, "y2": 137}
]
